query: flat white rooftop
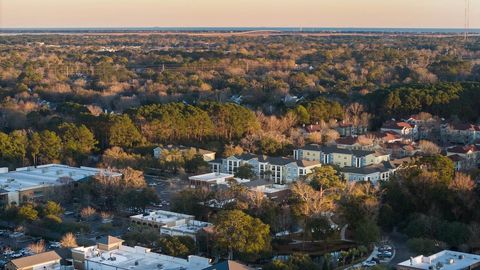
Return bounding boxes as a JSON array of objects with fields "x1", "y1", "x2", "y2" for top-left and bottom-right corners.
[
  {"x1": 397, "y1": 250, "x2": 480, "y2": 270},
  {"x1": 0, "y1": 164, "x2": 121, "y2": 192},
  {"x1": 130, "y1": 210, "x2": 212, "y2": 234},
  {"x1": 189, "y1": 172, "x2": 234, "y2": 182},
  {"x1": 76, "y1": 244, "x2": 211, "y2": 270}
]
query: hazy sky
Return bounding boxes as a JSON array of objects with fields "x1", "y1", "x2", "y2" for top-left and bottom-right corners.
[{"x1": 1, "y1": 0, "x2": 479, "y2": 28}]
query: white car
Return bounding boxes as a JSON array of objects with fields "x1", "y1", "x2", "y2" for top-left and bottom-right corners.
[
  {"x1": 49, "y1": 241, "x2": 61, "y2": 248},
  {"x1": 362, "y1": 260, "x2": 377, "y2": 267},
  {"x1": 11, "y1": 253, "x2": 23, "y2": 258},
  {"x1": 3, "y1": 250, "x2": 14, "y2": 256}
]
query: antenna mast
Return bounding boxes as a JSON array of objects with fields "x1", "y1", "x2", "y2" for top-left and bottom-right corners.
[{"x1": 464, "y1": 0, "x2": 470, "y2": 42}]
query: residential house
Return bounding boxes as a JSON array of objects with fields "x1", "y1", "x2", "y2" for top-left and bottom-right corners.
[
  {"x1": 153, "y1": 145, "x2": 216, "y2": 161},
  {"x1": 341, "y1": 161, "x2": 397, "y2": 184},
  {"x1": 440, "y1": 123, "x2": 480, "y2": 145},
  {"x1": 404, "y1": 114, "x2": 440, "y2": 141},
  {"x1": 445, "y1": 145, "x2": 480, "y2": 170},
  {"x1": 381, "y1": 121, "x2": 418, "y2": 141},
  {"x1": 448, "y1": 154, "x2": 466, "y2": 171},
  {"x1": 371, "y1": 131, "x2": 403, "y2": 144},
  {"x1": 384, "y1": 141, "x2": 417, "y2": 159}
]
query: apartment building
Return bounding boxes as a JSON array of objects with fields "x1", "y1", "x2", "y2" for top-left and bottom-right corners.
[
  {"x1": 293, "y1": 145, "x2": 390, "y2": 168},
  {"x1": 440, "y1": 123, "x2": 480, "y2": 145},
  {"x1": 381, "y1": 120, "x2": 418, "y2": 141},
  {"x1": 341, "y1": 161, "x2": 397, "y2": 183},
  {"x1": 210, "y1": 154, "x2": 321, "y2": 184},
  {"x1": 445, "y1": 145, "x2": 480, "y2": 170}
]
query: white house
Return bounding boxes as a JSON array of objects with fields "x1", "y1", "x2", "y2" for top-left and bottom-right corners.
[{"x1": 381, "y1": 120, "x2": 418, "y2": 141}]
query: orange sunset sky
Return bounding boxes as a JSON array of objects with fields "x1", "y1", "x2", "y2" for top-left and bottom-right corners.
[{"x1": 0, "y1": 0, "x2": 479, "y2": 28}]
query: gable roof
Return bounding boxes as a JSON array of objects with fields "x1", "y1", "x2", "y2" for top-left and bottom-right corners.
[
  {"x1": 305, "y1": 124, "x2": 322, "y2": 133},
  {"x1": 448, "y1": 154, "x2": 466, "y2": 162},
  {"x1": 203, "y1": 260, "x2": 253, "y2": 270},
  {"x1": 448, "y1": 123, "x2": 480, "y2": 131},
  {"x1": 447, "y1": 145, "x2": 479, "y2": 154},
  {"x1": 341, "y1": 161, "x2": 396, "y2": 175},
  {"x1": 335, "y1": 136, "x2": 360, "y2": 145},
  {"x1": 97, "y1": 235, "x2": 124, "y2": 246},
  {"x1": 9, "y1": 251, "x2": 61, "y2": 269},
  {"x1": 382, "y1": 121, "x2": 413, "y2": 130}
]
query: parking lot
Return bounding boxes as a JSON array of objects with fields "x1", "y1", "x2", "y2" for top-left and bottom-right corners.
[
  {"x1": 349, "y1": 243, "x2": 395, "y2": 269},
  {"x1": 145, "y1": 174, "x2": 188, "y2": 210},
  {"x1": 0, "y1": 229, "x2": 61, "y2": 268}
]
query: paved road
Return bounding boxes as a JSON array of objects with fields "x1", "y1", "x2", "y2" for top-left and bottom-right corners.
[{"x1": 388, "y1": 232, "x2": 414, "y2": 266}]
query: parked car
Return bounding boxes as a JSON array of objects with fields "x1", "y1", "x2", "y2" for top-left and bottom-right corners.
[
  {"x1": 378, "y1": 245, "x2": 393, "y2": 252},
  {"x1": 3, "y1": 250, "x2": 14, "y2": 256},
  {"x1": 49, "y1": 241, "x2": 61, "y2": 249},
  {"x1": 9, "y1": 232, "x2": 24, "y2": 238},
  {"x1": 11, "y1": 252, "x2": 23, "y2": 258},
  {"x1": 362, "y1": 260, "x2": 377, "y2": 267},
  {"x1": 381, "y1": 251, "x2": 393, "y2": 257}
]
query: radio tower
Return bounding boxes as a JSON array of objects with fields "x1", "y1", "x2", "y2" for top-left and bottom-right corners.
[{"x1": 464, "y1": 0, "x2": 470, "y2": 42}]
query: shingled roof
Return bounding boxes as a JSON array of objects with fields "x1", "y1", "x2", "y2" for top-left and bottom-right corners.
[
  {"x1": 203, "y1": 260, "x2": 253, "y2": 270},
  {"x1": 9, "y1": 251, "x2": 61, "y2": 269}
]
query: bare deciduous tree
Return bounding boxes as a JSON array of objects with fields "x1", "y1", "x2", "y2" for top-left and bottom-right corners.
[
  {"x1": 60, "y1": 232, "x2": 78, "y2": 248},
  {"x1": 418, "y1": 140, "x2": 441, "y2": 155},
  {"x1": 28, "y1": 240, "x2": 46, "y2": 254}
]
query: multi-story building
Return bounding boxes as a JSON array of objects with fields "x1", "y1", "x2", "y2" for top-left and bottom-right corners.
[
  {"x1": 446, "y1": 145, "x2": 480, "y2": 170},
  {"x1": 293, "y1": 145, "x2": 390, "y2": 168},
  {"x1": 130, "y1": 210, "x2": 212, "y2": 240},
  {"x1": 0, "y1": 164, "x2": 121, "y2": 206},
  {"x1": 440, "y1": 123, "x2": 480, "y2": 145},
  {"x1": 340, "y1": 161, "x2": 397, "y2": 183},
  {"x1": 381, "y1": 121, "x2": 418, "y2": 141},
  {"x1": 72, "y1": 236, "x2": 211, "y2": 270},
  {"x1": 294, "y1": 145, "x2": 396, "y2": 184},
  {"x1": 210, "y1": 154, "x2": 321, "y2": 184},
  {"x1": 336, "y1": 122, "x2": 368, "y2": 137},
  {"x1": 334, "y1": 136, "x2": 375, "y2": 150}
]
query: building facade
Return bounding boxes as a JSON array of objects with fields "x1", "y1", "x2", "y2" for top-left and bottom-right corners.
[{"x1": 210, "y1": 154, "x2": 321, "y2": 184}]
